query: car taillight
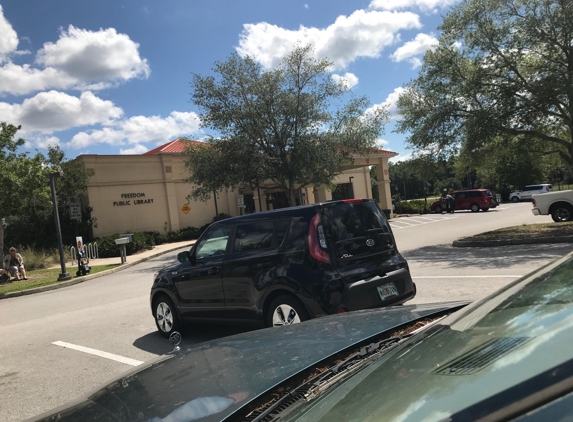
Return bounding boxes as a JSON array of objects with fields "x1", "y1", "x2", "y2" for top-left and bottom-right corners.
[
  {"x1": 532, "y1": 198, "x2": 536, "y2": 207},
  {"x1": 308, "y1": 214, "x2": 331, "y2": 263},
  {"x1": 342, "y1": 198, "x2": 362, "y2": 203}
]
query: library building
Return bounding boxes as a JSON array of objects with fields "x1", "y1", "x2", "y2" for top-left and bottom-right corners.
[{"x1": 76, "y1": 139, "x2": 398, "y2": 238}]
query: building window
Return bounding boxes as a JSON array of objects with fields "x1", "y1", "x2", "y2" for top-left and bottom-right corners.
[
  {"x1": 332, "y1": 183, "x2": 353, "y2": 200},
  {"x1": 165, "y1": 166, "x2": 172, "y2": 173}
]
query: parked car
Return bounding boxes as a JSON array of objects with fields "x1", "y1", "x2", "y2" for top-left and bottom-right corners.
[
  {"x1": 31, "y1": 252, "x2": 573, "y2": 422},
  {"x1": 532, "y1": 189, "x2": 573, "y2": 222},
  {"x1": 430, "y1": 189, "x2": 495, "y2": 213},
  {"x1": 509, "y1": 184, "x2": 553, "y2": 202},
  {"x1": 151, "y1": 199, "x2": 416, "y2": 337}
]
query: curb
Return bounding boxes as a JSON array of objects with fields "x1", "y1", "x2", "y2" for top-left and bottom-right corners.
[
  {"x1": 453, "y1": 236, "x2": 573, "y2": 248},
  {"x1": 0, "y1": 242, "x2": 193, "y2": 300}
]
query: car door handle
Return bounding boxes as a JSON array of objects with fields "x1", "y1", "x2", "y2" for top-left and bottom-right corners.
[{"x1": 208, "y1": 267, "x2": 219, "y2": 275}]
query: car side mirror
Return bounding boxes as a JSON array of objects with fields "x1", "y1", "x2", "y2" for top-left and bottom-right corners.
[{"x1": 177, "y1": 251, "x2": 190, "y2": 263}]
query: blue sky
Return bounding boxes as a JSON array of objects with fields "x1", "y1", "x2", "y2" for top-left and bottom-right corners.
[{"x1": 0, "y1": 0, "x2": 456, "y2": 160}]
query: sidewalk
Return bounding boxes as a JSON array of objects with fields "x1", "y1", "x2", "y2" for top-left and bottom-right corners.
[
  {"x1": 50, "y1": 240, "x2": 195, "y2": 269},
  {"x1": 2, "y1": 240, "x2": 195, "y2": 300}
]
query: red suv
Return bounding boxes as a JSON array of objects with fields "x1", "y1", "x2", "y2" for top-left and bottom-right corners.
[{"x1": 431, "y1": 189, "x2": 495, "y2": 213}]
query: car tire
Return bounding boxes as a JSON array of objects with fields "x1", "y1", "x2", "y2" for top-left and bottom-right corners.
[
  {"x1": 470, "y1": 203, "x2": 480, "y2": 212},
  {"x1": 511, "y1": 197, "x2": 519, "y2": 203},
  {"x1": 434, "y1": 205, "x2": 442, "y2": 213},
  {"x1": 482, "y1": 208, "x2": 489, "y2": 212},
  {"x1": 267, "y1": 295, "x2": 309, "y2": 327},
  {"x1": 551, "y1": 204, "x2": 573, "y2": 222},
  {"x1": 153, "y1": 295, "x2": 181, "y2": 338}
]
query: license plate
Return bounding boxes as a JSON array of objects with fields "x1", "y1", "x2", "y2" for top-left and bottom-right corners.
[{"x1": 377, "y1": 282, "x2": 399, "y2": 301}]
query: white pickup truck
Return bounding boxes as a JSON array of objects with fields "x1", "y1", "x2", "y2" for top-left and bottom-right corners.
[{"x1": 532, "y1": 190, "x2": 573, "y2": 222}]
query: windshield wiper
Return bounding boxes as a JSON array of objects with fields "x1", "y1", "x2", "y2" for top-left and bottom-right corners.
[
  {"x1": 243, "y1": 316, "x2": 447, "y2": 422},
  {"x1": 249, "y1": 334, "x2": 411, "y2": 422}
]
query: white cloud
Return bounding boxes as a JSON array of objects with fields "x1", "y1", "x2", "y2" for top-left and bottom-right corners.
[
  {"x1": 68, "y1": 111, "x2": 202, "y2": 149},
  {"x1": 120, "y1": 144, "x2": 148, "y2": 154},
  {"x1": 237, "y1": 9, "x2": 421, "y2": 70},
  {"x1": 35, "y1": 136, "x2": 61, "y2": 149},
  {"x1": 365, "y1": 86, "x2": 405, "y2": 120},
  {"x1": 304, "y1": 4, "x2": 309, "y2": 8},
  {"x1": 390, "y1": 33, "x2": 438, "y2": 67},
  {"x1": 389, "y1": 152, "x2": 413, "y2": 162},
  {"x1": 0, "y1": 5, "x2": 18, "y2": 62},
  {"x1": 0, "y1": 91, "x2": 123, "y2": 133},
  {"x1": 36, "y1": 25, "x2": 150, "y2": 82},
  {"x1": 332, "y1": 72, "x2": 359, "y2": 88},
  {"x1": 369, "y1": 0, "x2": 459, "y2": 13},
  {"x1": 0, "y1": 20, "x2": 150, "y2": 95}
]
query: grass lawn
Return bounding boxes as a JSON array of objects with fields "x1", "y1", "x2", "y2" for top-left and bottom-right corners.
[
  {"x1": 459, "y1": 222, "x2": 573, "y2": 242},
  {"x1": 0, "y1": 264, "x2": 120, "y2": 295}
]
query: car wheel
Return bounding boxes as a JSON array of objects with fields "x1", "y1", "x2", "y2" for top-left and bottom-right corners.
[
  {"x1": 482, "y1": 208, "x2": 489, "y2": 212},
  {"x1": 470, "y1": 203, "x2": 480, "y2": 212},
  {"x1": 434, "y1": 205, "x2": 442, "y2": 213},
  {"x1": 552, "y1": 205, "x2": 573, "y2": 222},
  {"x1": 153, "y1": 295, "x2": 180, "y2": 338},
  {"x1": 511, "y1": 197, "x2": 519, "y2": 203},
  {"x1": 267, "y1": 295, "x2": 309, "y2": 327}
]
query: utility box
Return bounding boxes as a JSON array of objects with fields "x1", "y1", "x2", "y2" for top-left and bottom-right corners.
[
  {"x1": 115, "y1": 235, "x2": 132, "y2": 263},
  {"x1": 119, "y1": 234, "x2": 134, "y2": 243}
]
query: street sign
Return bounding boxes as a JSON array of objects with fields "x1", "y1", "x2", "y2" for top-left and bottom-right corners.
[
  {"x1": 70, "y1": 203, "x2": 82, "y2": 220},
  {"x1": 237, "y1": 195, "x2": 244, "y2": 206},
  {"x1": 181, "y1": 204, "x2": 191, "y2": 214},
  {"x1": 301, "y1": 192, "x2": 306, "y2": 197}
]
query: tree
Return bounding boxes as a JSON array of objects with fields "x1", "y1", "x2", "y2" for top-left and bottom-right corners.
[
  {"x1": 187, "y1": 44, "x2": 388, "y2": 206},
  {"x1": 0, "y1": 123, "x2": 91, "y2": 251},
  {"x1": 396, "y1": 0, "x2": 573, "y2": 167}
]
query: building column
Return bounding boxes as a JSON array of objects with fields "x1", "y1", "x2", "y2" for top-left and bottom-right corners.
[
  {"x1": 363, "y1": 166, "x2": 372, "y2": 199},
  {"x1": 375, "y1": 158, "x2": 392, "y2": 218},
  {"x1": 161, "y1": 155, "x2": 181, "y2": 231},
  {"x1": 313, "y1": 187, "x2": 332, "y2": 203}
]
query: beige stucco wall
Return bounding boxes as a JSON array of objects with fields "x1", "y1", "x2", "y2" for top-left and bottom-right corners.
[{"x1": 78, "y1": 151, "x2": 395, "y2": 238}]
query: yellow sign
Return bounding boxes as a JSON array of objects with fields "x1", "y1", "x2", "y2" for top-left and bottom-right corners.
[{"x1": 181, "y1": 204, "x2": 191, "y2": 214}]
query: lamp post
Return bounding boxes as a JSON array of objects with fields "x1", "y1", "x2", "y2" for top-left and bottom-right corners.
[
  {"x1": 349, "y1": 177, "x2": 355, "y2": 199},
  {"x1": 49, "y1": 170, "x2": 72, "y2": 281}
]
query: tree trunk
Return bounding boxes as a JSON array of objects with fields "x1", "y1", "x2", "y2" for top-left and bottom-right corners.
[
  {"x1": 0, "y1": 225, "x2": 3, "y2": 260},
  {"x1": 288, "y1": 185, "x2": 297, "y2": 207}
]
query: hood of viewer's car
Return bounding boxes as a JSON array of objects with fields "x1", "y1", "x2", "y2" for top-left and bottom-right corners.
[{"x1": 30, "y1": 302, "x2": 467, "y2": 422}]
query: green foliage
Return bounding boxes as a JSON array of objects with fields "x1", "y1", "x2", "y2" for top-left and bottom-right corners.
[
  {"x1": 0, "y1": 125, "x2": 92, "y2": 252},
  {"x1": 18, "y1": 248, "x2": 60, "y2": 271},
  {"x1": 396, "y1": 0, "x2": 573, "y2": 167},
  {"x1": 187, "y1": 44, "x2": 388, "y2": 206},
  {"x1": 94, "y1": 225, "x2": 209, "y2": 258},
  {"x1": 394, "y1": 199, "x2": 429, "y2": 214}
]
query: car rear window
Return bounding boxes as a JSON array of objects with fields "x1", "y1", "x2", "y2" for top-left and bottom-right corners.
[
  {"x1": 321, "y1": 201, "x2": 394, "y2": 261},
  {"x1": 484, "y1": 190, "x2": 492, "y2": 197}
]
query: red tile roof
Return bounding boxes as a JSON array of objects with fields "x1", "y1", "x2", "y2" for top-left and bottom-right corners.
[
  {"x1": 143, "y1": 138, "x2": 203, "y2": 155},
  {"x1": 144, "y1": 138, "x2": 397, "y2": 157}
]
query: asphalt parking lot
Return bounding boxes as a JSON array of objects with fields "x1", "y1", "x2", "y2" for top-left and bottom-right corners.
[{"x1": 1, "y1": 202, "x2": 572, "y2": 421}]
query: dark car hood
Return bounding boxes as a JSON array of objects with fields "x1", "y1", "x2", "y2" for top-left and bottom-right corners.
[{"x1": 31, "y1": 302, "x2": 467, "y2": 422}]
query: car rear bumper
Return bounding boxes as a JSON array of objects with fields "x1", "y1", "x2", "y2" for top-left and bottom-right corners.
[
  {"x1": 532, "y1": 208, "x2": 541, "y2": 216},
  {"x1": 340, "y1": 268, "x2": 415, "y2": 311}
]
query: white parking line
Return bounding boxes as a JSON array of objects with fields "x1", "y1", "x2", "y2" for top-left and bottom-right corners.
[
  {"x1": 52, "y1": 341, "x2": 143, "y2": 366},
  {"x1": 389, "y1": 216, "x2": 458, "y2": 228},
  {"x1": 412, "y1": 275, "x2": 523, "y2": 279}
]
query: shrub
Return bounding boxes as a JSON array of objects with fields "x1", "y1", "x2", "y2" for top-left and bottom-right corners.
[
  {"x1": 394, "y1": 199, "x2": 429, "y2": 214},
  {"x1": 17, "y1": 247, "x2": 60, "y2": 271}
]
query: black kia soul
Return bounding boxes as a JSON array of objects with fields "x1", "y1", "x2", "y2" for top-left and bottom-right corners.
[{"x1": 150, "y1": 199, "x2": 416, "y2": 337}]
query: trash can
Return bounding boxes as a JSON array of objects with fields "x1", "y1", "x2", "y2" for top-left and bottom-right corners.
[{"x1": 382, "y1": 209, "x2": 392, "y2": 220}]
